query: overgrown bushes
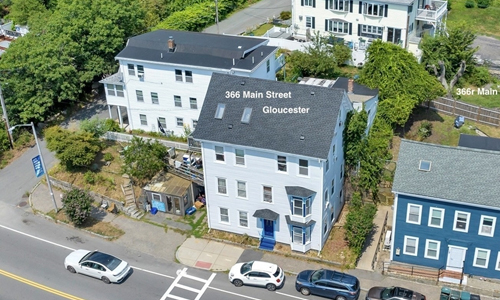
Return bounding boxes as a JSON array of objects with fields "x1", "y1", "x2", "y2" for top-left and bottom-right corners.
[
  {"x1": 465, "y1": 0, "x2": 475, "y2": 8},
  {"x1": 344, "y1": 192, "x2": 377, "y2": 257},
  {"x1": 280, "y1": 11, "x2": 291, "y2": 20},
  {"x1": 62, "y1": 188, "x2": 94, "y2": 226},
  {"x1": 477, "y1": 0, "x2": 491, "y2": 8},
  {"x1": 465, "y1": 66, "x2": 492, "y2": 87}
]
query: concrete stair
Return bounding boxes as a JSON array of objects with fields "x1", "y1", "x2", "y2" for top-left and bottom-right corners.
[
  {"x1": 259, "y1": 237, "x2": 276, "y2": 251},
  {"x1": 122, "y1": 183, "x2": 144, "y2": 220}
]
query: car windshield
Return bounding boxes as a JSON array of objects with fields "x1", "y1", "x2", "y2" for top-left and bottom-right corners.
[
  {"x1": 240, "y1": 262, "x2": 253, "y2": 274},
  {"x1": 382, "y1": 287, "x2": 413, "y2": 300},
  {"x1": 310, "y1": 270, "x2": 325, "y2": 282},
  {"x1": 273, "y1": 267, "x2": 281, "y2": 278},
  {"x1": 88, "y1": 252, "x2": 122, "y2": 271}
]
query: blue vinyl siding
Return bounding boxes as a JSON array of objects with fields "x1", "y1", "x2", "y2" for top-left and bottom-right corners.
[{"x1": 392, "y1": 194, "x2": 500, "y2": 279}]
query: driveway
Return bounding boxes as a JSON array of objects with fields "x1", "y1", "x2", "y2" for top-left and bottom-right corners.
[{"x1": 473, "y1": 35, "x2": 500, "y2": 61}]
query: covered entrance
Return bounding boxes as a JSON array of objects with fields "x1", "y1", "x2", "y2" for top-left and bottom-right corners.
[
  {"x1": 253, "y1": 209, "x2": 279, "y2": 251},
  {"x1": 446, "y1": 246, "x2": 467, "y2": 272}
]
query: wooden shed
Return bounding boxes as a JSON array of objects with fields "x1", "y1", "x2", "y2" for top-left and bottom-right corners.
[{"x1": 143, "y1": 172, "x2": 193, "y2": 216}]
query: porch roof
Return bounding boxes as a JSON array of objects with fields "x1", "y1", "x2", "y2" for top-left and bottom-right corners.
[
  {"x1": 285, "y1": 215, "x2": 316, "y2": 227},
  {"x1": 144, "y1": 172, "x2": 191, "y2": 196},
  {"x1": 285, "y1": 186, "x2": 316, "y2": 198},
  {"x1": 253, "y1": 209, "x2": 279, "y2": 221}
]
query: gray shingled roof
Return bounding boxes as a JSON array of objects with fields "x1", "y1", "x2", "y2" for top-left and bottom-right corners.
[
  {"x1": 393, "y1": 139, "x2": 500, "y2": 209},
  {"x1": 285, "y1": 186, "x2": 316, "y2": 198},
  {"x1": 116, "y1": 30, "x2": 276, "y2": 70},
  {"x1": 191, "y1": 73, "x2": 346, "y2": 159},
  {"x1": 253, "y1": 209, "x2": 279, "y2": 220},
  {"x1": 458, "y1": 134, "x2": 500, "y2": 152}
]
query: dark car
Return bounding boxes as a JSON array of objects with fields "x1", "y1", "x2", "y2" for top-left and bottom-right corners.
[
  {"x1": 295, "y1": 269, "x2": 360, "y2": 300},
  {"x1": 366, "y1": 286, "x2": 426, "y2": 300}
]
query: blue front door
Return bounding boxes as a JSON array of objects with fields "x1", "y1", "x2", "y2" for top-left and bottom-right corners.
[{"x1": 263, "y1": 220, "x2": 274, "y2": 237}]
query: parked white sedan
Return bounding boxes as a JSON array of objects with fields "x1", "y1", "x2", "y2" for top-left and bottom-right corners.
[
  {"x1": 229, "y1": 261, "x2": 285, "y2": 291},
  {"x1": 64, "y1": 249, "x2": 131, "y2": 284}
]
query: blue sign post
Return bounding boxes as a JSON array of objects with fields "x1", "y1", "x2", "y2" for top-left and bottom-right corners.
[{"x1": 32, "y1": 155, "x2": 45, "y2": 177}]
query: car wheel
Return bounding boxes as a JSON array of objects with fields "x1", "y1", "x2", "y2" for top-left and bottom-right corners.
[
  {"x1": 101, "y1": 276, "x2": 111, "y2": 284},
  {"x1": 66, "y1": 266, "x2": 76, "y2": 273},
  {"x1": 266, "y1": 283, "x2": 276, "y2": 291},
  {"x1": 300, "y1": 287, "x2": 311, "y2": 296},
  {"x1": 336, "y1": 296, "x2": 347, "y2": 300},
  {"x1": 232, "y1": 279, "x2": 243, "y2": 287}
]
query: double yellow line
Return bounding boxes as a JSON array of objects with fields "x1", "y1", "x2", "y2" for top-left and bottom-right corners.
[{"x1": 0, "y1": 268, "x2": 85, "y2": 300}]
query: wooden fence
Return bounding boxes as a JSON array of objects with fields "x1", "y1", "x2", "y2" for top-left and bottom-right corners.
[{"x1": 425, "y1": 97, "x2": 500, "y2": 127}]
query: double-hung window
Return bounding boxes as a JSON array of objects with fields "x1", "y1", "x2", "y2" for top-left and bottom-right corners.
[
  {"x1": 175, "y1": 69, "x2": 183, "y2": 81},
  {"x1": 151, "y1": 92, "x2": 159, "y2": 104},
  {"x1": 139, "y1": 114, "x2": 147, "y2": 126},
  {"x1": 305, "y1": 16, "x2": 315, "y2": 29},
  {"x1": 479, "y1": 216, "x2": 496, "y2": 237},
  {"x1": 185, "y1": 71, "x2": 193, "y2": 83},
  {"x1": 303, "y1": 0, "x2": 314, "y2": 6},
  {"x1": 293, "y1": 227, "x2": 303, "y2": 244},
  {"x1": 237, "y1": 181, "x2": 246, "y2": 198},
  {"x1": 453, "y1": 211, "x2": 470, "y2": 232},
  {"x1": 473, "y1": 248, "x2": 490, "y2": 268},
  {"x1": 326, "y1": 20, "x2": 350, "y2": 34},
  {"x1": 327, "y1": 0, "x2": 350, "y2": 11},
  {"x1": 158, "y1": 117, "x2": 167, "y2": 131},
  {"x1": 277, "y1": 156, "x2": 287, "y2": 172},
  {"x1": 406, "y1": 204, "x2": 422, "y2": 224},
  {"x1": 263, "y1": 186, "x2": 272, "y2": 203},
  {"x1": 220, "y1": 208, "x2": 229, "y2": 223},
  {"x1": 137, "y1": 65, "x2": 144, "y2": 77},
  {"x1": 176, "y1": 117, "x2": 183, "y2": 127},
  {"x1": 239, "y1": 211, "x2": 248, "y2": 227},
  {"x1": 293, "y1": 198, "x2": 303, "y2": 216},
  {"x1": 235, "y1": 149, "x2": 245, "y2": 165},
  {"x1": 403, "y1": 236, "x2": 418, "y2": 256},
  {"x1": 217, "y1": 178, "x2": 227, "y2": 194},
  {"x1": 174, "y1": 95, "x2": 182, "y2": 107},
  {"x1": 136, "y1": 90, "x2": 144, "y2": 102},
  {"x1": 428, "y1": 207, "x2": 444, "y2": 228},
  {"x1": 128, "y1": 64, "x2": 135, "y2": 76},
  {"x1": 299, "y1": 159, "x2": 309, "y2": 176},
  {"x1": 215, "y1": 146, "x2": 225, "y2": 162},
  {"x1": 363, "y1": 3, "x2": 386, "y2": 16},
  {"x1": 424, "y1": 240, "x2": 440, "y2": 260},
  {"x1": 189, "y1": 97, "x2": 197, "y2": 109}
]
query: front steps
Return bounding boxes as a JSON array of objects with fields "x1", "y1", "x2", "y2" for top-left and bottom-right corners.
[{"x1": 259, "y1": 236, "x2": 276, "y2": 251}]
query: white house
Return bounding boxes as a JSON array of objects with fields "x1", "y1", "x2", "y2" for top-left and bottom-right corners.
[
  {"x1": 100, "y1": 29, "x2": 284, "y2": 136},
  {"x1": 191, "y1": 73, "x2": 354, "y2": 253},
  {"x1": 292, "y1": 0, "x2": 447, "y2": 58},
  {"x1": 299, "y1": 76, "x2": 379, "y2": 132}
]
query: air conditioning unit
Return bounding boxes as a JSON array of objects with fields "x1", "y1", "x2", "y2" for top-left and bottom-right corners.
[{"x1": 138, "y1": 73, "x2": 144, "y2": 79}]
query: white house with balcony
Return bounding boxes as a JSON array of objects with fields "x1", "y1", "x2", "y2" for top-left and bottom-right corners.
[
  {"x1": 292, "y1": 0, "x2": 447, "y2": 59},
  {"x1": 191, "y1": 73, "x2": 354, "y2": 253},
  {"x1": 99, "y1": 30, "x2": 284, "y2": 136}
]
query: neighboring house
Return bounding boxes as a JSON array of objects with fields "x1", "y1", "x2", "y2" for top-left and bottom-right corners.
[
  {"x1": 458, "y1": 134, "x2": 500, "y2": 152},
  {"x1": 191, "y1": 73, "x2": 354, "y2": 253},
  {"x1": 100, "y1": 29, "x2": 284, "y2": 136},
  {"x1": 299, "y1": 77, "x2": 378, "y2": 132},
  {"x1": 391, "y1": 139, "x2": 500, "y2": 281},
  {"x1": 292, "y1": 0, "x2": 447, "y2": 58},
  {"x1": 0, "y1": 21, "x2": 26, "y2": 57}
]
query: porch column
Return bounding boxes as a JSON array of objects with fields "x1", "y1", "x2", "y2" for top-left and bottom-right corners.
[{"x1": 117, "y1": 106, "x2": 123, "y2": 128}]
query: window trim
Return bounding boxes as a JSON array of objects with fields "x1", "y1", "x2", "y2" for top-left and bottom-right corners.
[
  {"x1": 326, "y1": 20, "x2": 350, "y2": 34},
  {"x1": 176, "y1": 117, "x2": 183, "y2": 127},
  {"x1": 235, "y1": 149, "x2": 245, "y2": 166},
  {"x1": 151, "y1": 92, "x2": 159, "y2": 104},
  {"x1": 139, "y1": 114, "x2": 147, "y2": 126},
  {"x1": 299, "y1": 159, "x2": 309, "y2": 176},
  {"x1": 175, "y1": 69, "x2": 183, "y2": 82},
  {"x1": 174, "y1": 95, "x2": 182, "y2": 107},
  {"x1": 236, "y1": 180, "x2": 247, "y2": 199},
  {"x1": 128, "y1": 64, "x2": 135, "y2": 76},
  {"x1": 424, "y1": 239, "x2": 440, "y2": 260},
  {"x1": 217, "y1": 177, "x2": 227, "y2": 195},
  {"x1": 406, "y1": 204, "x2": 422, "y2": 225},
  {"x1": 453, "y1": 211, "x2": 470, "y2": 233},
  {"x1": 219, "y1": 207, "x2": 229, "y2": 224},
  {"x1": 136, "y1": 90, "x2": 144, "y2": 102},
  {"x1": 263, "y1": 186, "x2": 273, "y2": 203},
  {"x1": 185, "y1": 70, "x2": 193, "y2": 83},
  {"x1": 277, "y1": 155, "x2": 287, "y2": 172},
  {"x1": 215, "y1": 146, "x2": 225, "y2": 162},
  {"x1": 189, "y1": 97, "x2": 197, "y2": 109},
  {"x1": 403, "y1": 236, "x2": 419, "y2": 256},
  {"x1": 478, "y1": 215, "x2": 496, "y2": 237},
  {"x1": 496, "y1": 251, "x2": 500, "y2": 271},
  {"x1": 238, "y1": 211, "x2": 248, "y2": 227},
  {"x1": 428, "y1": 207, "x2": 444, "y2": 228},
  {"x1": 158, "y1": 117, "x2": 167, "y2": 131},
  {"x1": 473, "y1": 248, "x2": 490, "y2": 269}
]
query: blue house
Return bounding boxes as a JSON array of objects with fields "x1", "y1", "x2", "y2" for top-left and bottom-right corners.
[{"x1": 391, "y1": 139, "x2": 500, "y2": 281}]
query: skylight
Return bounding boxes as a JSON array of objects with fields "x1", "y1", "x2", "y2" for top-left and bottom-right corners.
[
  {"x1": 241, "y1": 107, "x2": 252, "y2": 124},
  {"x1": 419, "y1": 160, "x2": 432, "y2": 172},
  {"x1": 215, "y1": 103, "x2": 226, "y2": 119}
]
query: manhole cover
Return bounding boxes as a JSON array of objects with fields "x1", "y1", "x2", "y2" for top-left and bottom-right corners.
[{"x1": 18, "y1": 201, "x2": 28, "y2": 207}]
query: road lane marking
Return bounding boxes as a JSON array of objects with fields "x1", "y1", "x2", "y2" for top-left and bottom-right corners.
[
  {"x1": 0, "y1": 224, "x2": 75, "y2": 251},
  {"x1": 276, "y1": 291, "x2": 308, "y2": 300},
  {"x1": 0, "y1": 269, "x2": 85, "y2": 300}
]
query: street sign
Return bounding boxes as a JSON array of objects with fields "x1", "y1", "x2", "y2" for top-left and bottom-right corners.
[{"x1": 32, "y1": 155, "x2": 45, "y2": 177}]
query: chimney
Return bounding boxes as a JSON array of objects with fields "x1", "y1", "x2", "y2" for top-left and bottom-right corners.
[
  {"x1": 167, "y1": 36, "x2": 175, "y2": 52},
  {"x1": 348, "y1": 78, "x2": 354, "y2": 94}
]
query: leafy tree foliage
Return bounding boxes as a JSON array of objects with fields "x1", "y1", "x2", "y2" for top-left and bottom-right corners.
[
  {"x1": 0, "y1": 121, "x2": 10, "y2": 155},
  {"x1": 5, "y1": 0, "x2": 46, "y2": 25},
  {"x1": 62, "y1": 188, "x2": 93, "y2": 226},
  {"x1": 80, "y1": 117, "x2": 121, "y2": 138},
  {"x1": 121, "y1": 136, "x2": 168, "y2": 183},
  {"x1": 333, "y1": 43, "x2": 352, "y2": 67},
  {"x1": 343, "y1": 109, "x2": 368, "y2": 169},
  {"x1": 358, "y1": 40, "x2": 444, "y2": 126},
  {"x1": 0, "y1": 1, "x2": 12, "y2": 18},
  {"x1": 344, "y1": 192, "x2": 377, "y2": 256},
  {"x1": 0, "y1": 0, "x2": 146, "y2": 125},
  {"x1": 45, "y1": 126, "x2": 101, "y2": 169}
]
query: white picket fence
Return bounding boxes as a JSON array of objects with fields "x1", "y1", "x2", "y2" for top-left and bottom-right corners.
[{"x1": 104, "y1": 131, "x2": 189, "y2": 151}]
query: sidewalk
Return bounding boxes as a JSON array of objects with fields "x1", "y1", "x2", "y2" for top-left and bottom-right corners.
[{"x1": 30, "y1": 182, "x2": 498, "y2": 299}]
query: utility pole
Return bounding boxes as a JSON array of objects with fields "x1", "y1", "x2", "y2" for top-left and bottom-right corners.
[
  {"x1": 215, "y1": 0, "x2": 220, "y2": 34},
  {"x1": 0, "y1": 84, "x2": 13, "y2": 149}
]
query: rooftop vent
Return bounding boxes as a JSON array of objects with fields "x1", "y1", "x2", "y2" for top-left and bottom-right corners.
[
  {"x1": 228, "y1": 124, "x2": 233, "y2": 129},
  {"x1": 167, "y1": 36, "x2": 176, "y2": 52},
  {"x1": 252, "y1": 56, "x2": 255, "y2": 64},
  {"x1": 241, "y1": 81, "x2": 245, "y2": 86},
  {"x1": 310, "y1": 91, "x2": 315, "y2": 96},
  {"x1": 261, "y1": 51, "x2": 263, "y2": 57},
  {"x1": 161, "y1": 53, "x2": 163, "y2": 59},
  {"x1": 300, "y1": 135, "x2": 305, "y2": 141},
  {"x1": 241, "y1": 107, "x2": 252, "y2": 124},
  {"x1": 238, "y1": 46, "x2": 242, "y2": 49},
  {"x1": 215, "y1": 103, "x2": 226, "y2": 119},
  {"x1": 419, "y1": 160, "x2": 432, "y2": 172}
]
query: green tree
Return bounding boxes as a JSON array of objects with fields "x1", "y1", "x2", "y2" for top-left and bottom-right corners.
[
  {"x1": 333, "y1": 43, "x2": 352, "y2": 67},
  {"x1": 121, "y1": 136, "x2": 168, "y2": 183},
  {"x1": 80, "y1": 117, "x2": 120, "y2": 138},
  {"x1": 344, "y1": 192, "x2": 377, "y2": 256},
  {"x1": 62, "y1": 188, "x2": 93, "y2": 226},
  {"x1": 5, "y1": 0, "x2": 46, "y2": 25},
  {"x1": 45, "y1": 126, "x2": 101, "y2": 169},
  {"x1": 343, "y1": 109, "x2": 368, "y2": 169}
]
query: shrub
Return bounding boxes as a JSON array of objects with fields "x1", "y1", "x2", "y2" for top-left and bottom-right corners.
[
  {"x1": 280, "y1": 11, "x2": 291, "y2": 20},
  {"x1": 13, "y1": 130, "x2": 33, "y2": 149},
  {"x1": 84, "y1": 170, "x2": 96, "y2": 185},
  {"x1": 418, "y1": 121, "x2": 433, "y2": 140},
  {"x1": 62, "y1": 188, "x2": 93, "y2": 226},
  {"x1": 466, "y1": 66, "x2": 492, "y2": 87},
  {"x1": 477, "y1": 0, "x2": 490, "y2": 8},
  {"x1": 465, "y1": 0, "x2": 475, "y2": 8},
  {"x1": 103, "y1": 153, "x2": 114, "y2": 162},
  {"x1": 344, "y1": 193, "x2": 377, "y2": 256}
]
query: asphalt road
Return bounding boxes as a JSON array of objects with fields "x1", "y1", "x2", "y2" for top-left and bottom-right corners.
[{"x1": 203, "y1": 0, "x2": 292, "y2": 35}]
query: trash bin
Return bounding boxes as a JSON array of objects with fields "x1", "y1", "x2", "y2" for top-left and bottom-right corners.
[
  {"x1": 185, "y1": 206, "x2": 196, "y2": 215},
  {"x1": 150, "y1": 207, "x2": 158, "y2": 215}
]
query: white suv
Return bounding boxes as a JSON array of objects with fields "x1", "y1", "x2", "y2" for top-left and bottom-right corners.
[{"x1": 229, "y1": 261, "x2": 285, "y2": 291}]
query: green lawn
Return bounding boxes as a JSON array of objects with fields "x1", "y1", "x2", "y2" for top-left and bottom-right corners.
[
  {"x1": 455, "y1": 84, "x2": 500, "y2": 109},
  {"x1": 447, "y1": 0, "x2": 500, "y2": 39}
]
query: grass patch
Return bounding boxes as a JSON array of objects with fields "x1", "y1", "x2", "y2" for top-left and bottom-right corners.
[
  {"x1": 447, "y1": 0, "x2": 500, "y2": 39},
  {"x1": 319, "y1": 226, "x2": 358, "y2": 269},
  {"x1": 206, "y1": 229, "x2": 260, "y2": 247},
  {"x1": 51, "y1": 208, "x2": 125, "y2": 239},
  {"x1": 455, "y1": 84, "x2": 500, "y2": 109}
]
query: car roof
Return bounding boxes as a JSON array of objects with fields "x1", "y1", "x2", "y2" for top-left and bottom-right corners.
[
  {"x1": 325, "y1": 270, "x2": 358, "y2": 285},
  {"x1": 86, "y1": 251, "x2": 118, "y2": 266},
  {"x1": 250, "y1": 261, "x2": 278, "y2": 273},
  {"x1": 393, "y1": 287, "x2": 414, "y2": 299}
]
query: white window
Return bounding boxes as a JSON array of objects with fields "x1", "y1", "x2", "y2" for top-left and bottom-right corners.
[
  {"x1": 190, "y1": 97, "x2": 197, "y2": 109},
  {"x1": 424, "y1": 240, "x2": 440, "y2": 260},
  {"x1": 327, "y1": 0, "x2": 350, "y2": 11},
  {"x1": 107, "y1": 84, "x2": 124, "y2": 97},
  {"x1": 325, "y1": 159, "x2": 329, "y2": 172},
  {"x1": 299, "y1": 159, "x2": 308, "y2": 176},
  {"x1": 215, "y1": 146, "x2": 225, "y2": 162},
  {"x1": 473, "y1": 248, "x2": 490, "y2": 268},
  {"x1": 176, "y1": 117, "x2": 183, "y2": 127},
  {"x1": 175, "y1": 69, "x2": 183, "y2": 81},
  {"x1": 220, "y1": 207, "x2": 229, "y2": 223},
  {"x1": 139, "y1": 114, "x2": 147, "y2": 126},
  {"x1": 453, "y1": 211, "x2": 470, "y2": 232},
  {"x1": 174, "y1": 95, "x2": 182, "y2": 107},
  {"x1": 326, "y1": 20, "x2": 350, "y2": 34},
  {"x1": 496, "y1": 252, "x2": 500, "y2": 270},
  {"x1": 293, "y1": 198, "x2": 303, "y2": 216},
  {"x1": 428, "y1": 207, "x2": 444, "y2": 228},
  {"x1": 185, "y1": 70, "x2": 193, "y2": 83},
  {"x1": 137, "y1": 65, "x2": 144, "y2": 74},
  {"x1": 277, "y1": 156, "x2": 287, "y2": 172},
  {"x1": 217, "y1": 178, "x2": 227, "y2": 194},
  {"x1": 293, "y1": 227, "x2": 302, "y2": 244},
  {"x1": 324, "y1": 190, "x2": 328, "y2": 204},
  {"x1": 115, "y1": 85, "x2": 124, "y2": 97},
  {"x1": 360, "y1": 24, "x2": 383, "y2": 39},
  {"x1": 304, "y1": 0, "x2": 313, "y2": 6},
  {"x1": 158, "y1": 117, "x2": 167, "y2": 130},
  {"x1": 403, "y1": 236, "x2": 419, "y2": 256},
  {"x1": 305, "y1": 226, "x2": 311, "y2": 243},
  {"x1": 263, "y1": 186, "x2": 272, "y2": 203},
  {"x1": 106, "y1": 84, "x2": 116, "y2": 96},
  {"x1": 239, "y1": 211, "x2": 248, "y2": 227},
  {"x1": 192, "y1": 120, "x2": 198, "y2": 129},
  {"x1": 266, "y1": 60, "x2": 270, "y2": 73},
  {"x1": 305, "y1": 16, "x2": 315, "y2": 29},
  {"x1": 479, "y1": 215, "x2": 496, "y2": 237},
  {"x1": 305, "y1": 198, "x2": 311, "y2": 216},
  {"x1": 151, "y1": 92, "x2": 159, "y2": 104},
  {"x1": 363, "y1": 3, "x2": 385, "y2": 16},
  {"x1": 235, "y1": 149, "x2": 245, "y2": 165},
  {"x1": 237, "y1": 181, "x2": 246, "y2": 198},
  {"x1": 136, "y1": 90, "x2": 144, "y2": 102},
  {"x1": 331, "y1": 179, "x2": 335, "y2": 195},
  {"x1": 406, "y1": 204, "x2": 422, "y2": 225},
  {"x1": 127, "y1": 64, "x2": 135, "y2": 76}
]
